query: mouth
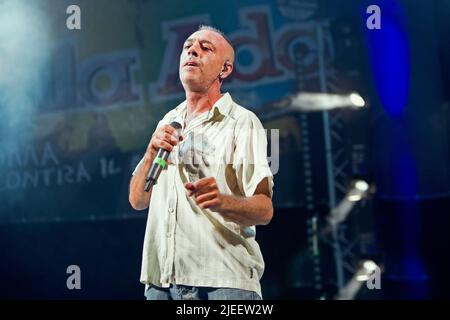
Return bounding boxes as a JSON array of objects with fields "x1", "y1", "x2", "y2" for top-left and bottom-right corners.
[{"x1": 184, "y1": 61, "x2": 199, "y2": 67}]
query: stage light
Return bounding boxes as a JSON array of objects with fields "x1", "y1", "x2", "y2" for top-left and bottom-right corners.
[
  {"x1": 347, "y1": 179, "x2": 370, "y2": 202},
  {"x1": 349, "y1": 92, "x2": 365, "y2": 108},
  {"x1": 363, "y1": 260, "x2": 378, "y2": 272},
  {"x1": 327, "y1": 180, "x2": 371, "y2": 227},
  {"x1": 355, "y1": 180, "x2": 369, "y2": 191},
  {"x1": 356, "y1": 260, "x2": 379, "y2": 281},
  {"x1": 273, "y1": 92, "x2": 368, "y2": 112},
  {"x1": 335, "y1": 260, "x2": 380, "y2": 299}
]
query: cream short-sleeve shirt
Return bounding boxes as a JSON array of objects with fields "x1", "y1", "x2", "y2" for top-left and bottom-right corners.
[{"x1": 132, "y1": 92, "x2": 274, "y2": 297}]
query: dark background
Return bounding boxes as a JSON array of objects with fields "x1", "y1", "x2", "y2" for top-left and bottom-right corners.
[{"x1": 1, "y1": 0, "x2": 450, "y2": 299}]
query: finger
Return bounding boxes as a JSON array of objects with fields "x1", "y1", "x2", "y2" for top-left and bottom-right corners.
[
  {"x1": 199, "y1": 199, "x2": 220, "y2": 210},
  {"x1": 195, "y1": 191, "x2": 217, "y2": 205},
  {"x1": 184, "y1": 182, "x2": 196, "y2": 196},
  {"x1": 153, "y1": 139, "x2": 174, "y2": 152},
  {"x1": 157, "y1": 132, "x2": 178, "y2": 146},
  {"x1": 184, "y1": 182, "x2": 195, "y2": 190},
  {"x1": 166, "y1": 126, "x2": 181, "y2": 141},
  {"x1": 193, "y1": 177, "x2": 216, "y2": 190},
  {"x1": 196, "y1": 184, "x2": 217, "y2": 196},
  {"x1": 161, "y1": 124, "x2": 177, "y2": 136},
  {"x1": 166, "y1": 132, "x2": 179, "y2": 145}
]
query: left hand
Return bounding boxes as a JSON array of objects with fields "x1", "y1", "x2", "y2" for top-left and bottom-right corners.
[{"x1": 184, "y1": 177, "x2": 223, "y2": 210}]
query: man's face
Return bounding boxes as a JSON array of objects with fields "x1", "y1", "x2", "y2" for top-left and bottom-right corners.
[{"x1": 179, "y1": 29, "x2": 229, "y2": 92}]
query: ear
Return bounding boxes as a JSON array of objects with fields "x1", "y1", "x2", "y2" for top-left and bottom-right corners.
[{"x1": 220, "y1": 61, "x2": 233, "y2": 80}]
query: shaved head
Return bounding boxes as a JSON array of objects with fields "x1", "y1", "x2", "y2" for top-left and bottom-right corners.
[{"x1": 197, "y1": 25, "x2": 235, "y2": 64}]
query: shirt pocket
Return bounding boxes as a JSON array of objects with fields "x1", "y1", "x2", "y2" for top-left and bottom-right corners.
[{"x1": 178, "y1": 132, "x2": 219, "y2": 181}]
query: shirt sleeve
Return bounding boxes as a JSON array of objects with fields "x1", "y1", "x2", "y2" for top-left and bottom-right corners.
[
  {"x1": 232, "y1": 112, "x2": 274, "y2": 198},
  {"x1": 132, "y1": 157, "x2": 144, "y2": 176}
]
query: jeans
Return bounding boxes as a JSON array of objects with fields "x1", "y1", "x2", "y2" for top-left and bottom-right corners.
[{"x1": 144, "y1": 284, "x2": 262, "y2": 300}]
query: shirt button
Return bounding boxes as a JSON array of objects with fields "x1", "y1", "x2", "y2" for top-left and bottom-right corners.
[{"x1": 168, "y1": 208, "x2": 174, "y2": 213}]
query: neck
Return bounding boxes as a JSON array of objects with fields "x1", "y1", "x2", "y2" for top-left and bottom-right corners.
[{"x1": 185, "y1": 83, "x2": 222, "y2": 116}]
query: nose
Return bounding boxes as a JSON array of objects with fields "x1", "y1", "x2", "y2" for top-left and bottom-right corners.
[{"x1": 187, "y1": 40, "x2": 200, "y2": 57}]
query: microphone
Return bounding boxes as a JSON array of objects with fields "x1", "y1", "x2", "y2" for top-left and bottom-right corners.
[{"x1": 144, "y1": 121, "x2": 182, "y2": 192}]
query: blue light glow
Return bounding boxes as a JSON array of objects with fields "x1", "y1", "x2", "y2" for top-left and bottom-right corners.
[{"x1": 365, "y1": 0, "x2": 410, "y2": 118}]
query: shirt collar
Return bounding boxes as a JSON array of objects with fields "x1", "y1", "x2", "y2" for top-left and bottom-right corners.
[
  {"x1": 208, "y1": 92, "x2": 233, "y2": 119},
  {"x1": 170, "y1": 92, "x2": 233, "y2": 124}
]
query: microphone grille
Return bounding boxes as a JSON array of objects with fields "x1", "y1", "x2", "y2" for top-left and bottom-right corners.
[{"x1": 170, "y1": 121, "x2": 182, "y2": 130}]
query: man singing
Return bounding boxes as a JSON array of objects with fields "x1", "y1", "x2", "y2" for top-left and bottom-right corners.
[{"x1": 129, "y1": 25, "x2": 274, "y2": 300}]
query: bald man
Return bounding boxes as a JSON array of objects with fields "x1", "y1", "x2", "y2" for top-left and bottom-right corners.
[{"x1": 129, "y1": 25, "x2": 274, "y2": 300}]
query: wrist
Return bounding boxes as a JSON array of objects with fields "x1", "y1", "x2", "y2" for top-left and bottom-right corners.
[
  {"x1": 215, "y1": 194, "x2": 231, "y2": 214},
  {"x1": 144, "y1": 151, "x2": 156, "y2": 164}
]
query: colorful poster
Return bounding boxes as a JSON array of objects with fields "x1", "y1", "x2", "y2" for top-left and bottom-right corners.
[{"x1": 0, "y1": 0, "x2": 365, "y2": 223}]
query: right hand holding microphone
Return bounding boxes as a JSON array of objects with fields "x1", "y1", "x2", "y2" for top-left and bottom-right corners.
[
  {"x1": 146, "y1": 124, "x2": 183, "y2": 162},
  {"x1": 144, "y1": 122, "x2": 183, "y2": 191}
]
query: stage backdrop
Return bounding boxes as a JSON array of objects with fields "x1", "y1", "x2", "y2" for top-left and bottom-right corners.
[{"x1": 0, "y1": 0, "x2": 369, "y2": 223}]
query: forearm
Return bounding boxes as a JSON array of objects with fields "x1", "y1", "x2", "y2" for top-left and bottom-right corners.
[
  {"x1": 216, "y1": 193, "x2": 273, "y2": 227},
  {"x1": 129, "y1": 156, "x2": 154, "y2": 211},
  {"x1": 129, "y1": 123, "x2": 181, "y2": 210}
]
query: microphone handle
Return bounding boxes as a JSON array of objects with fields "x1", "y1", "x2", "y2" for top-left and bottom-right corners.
[{"x1": 144, "y1": 148, "x2": 170, "y2": 192}]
